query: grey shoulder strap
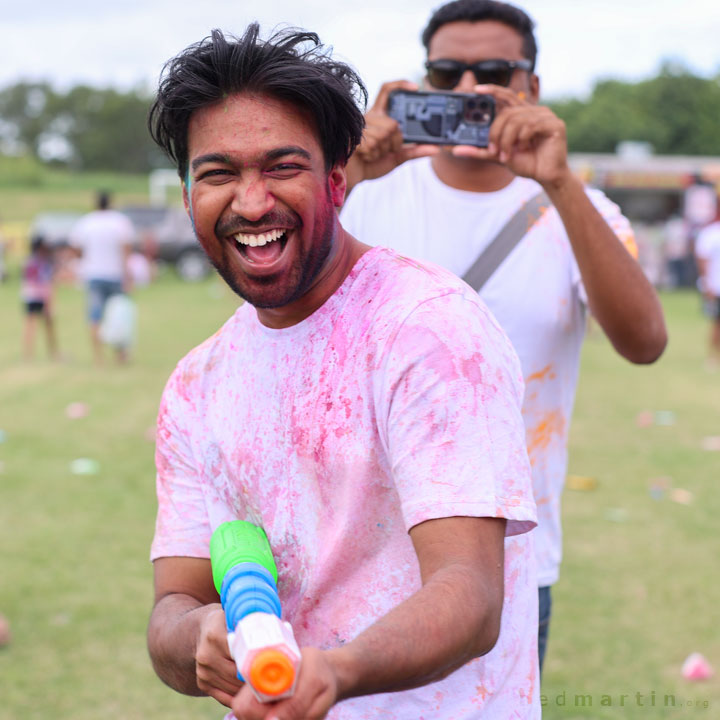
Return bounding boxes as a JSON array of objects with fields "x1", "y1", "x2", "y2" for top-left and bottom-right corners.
[{"x1": 462, "y1": 190, "x2": 550, "y2": 292}]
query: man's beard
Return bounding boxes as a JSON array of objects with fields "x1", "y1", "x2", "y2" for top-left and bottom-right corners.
[{"x1": 208, "y1": 187, "x2": 336, "y2": 309}]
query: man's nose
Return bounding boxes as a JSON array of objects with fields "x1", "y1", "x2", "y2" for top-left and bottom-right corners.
[
  {"x1": 231, "y1": 176, "x2": 275, "y2": 221},
  {"x1": 455, "y1": 69, "x2": 477, "y2": 93}
]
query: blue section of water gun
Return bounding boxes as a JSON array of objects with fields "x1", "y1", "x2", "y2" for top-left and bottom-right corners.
[{"x1": 220, "y1": 562, "x2": 282, "y2": 632}]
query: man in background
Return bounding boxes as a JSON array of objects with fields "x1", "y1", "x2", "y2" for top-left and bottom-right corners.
[
  {"x1": 696, "y1": 213, "x2": 720, "y2": 368},
  {"x1": 70, "y1": 191, "x2": 134, "y2": 363},
  {"x1": 341, "y1": 0, "x2": 668, "y2": 671}
]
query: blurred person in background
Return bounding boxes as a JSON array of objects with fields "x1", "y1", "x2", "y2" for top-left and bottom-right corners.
[
  {"x1": 20, "y1": 235, "x2": 59, "y2": 361},
  {"x1": 695, "y1": 212, "x2": 720, "y2": 368},
  {"x1": 69, "y1": 191, "x2": 135, "y2": 364},
  {"x1": 663, "y1": 214, "x2": 691, "y2": 288},
  {"x1": 340, "y1": 0, "x2": 668, "y2": 673}
]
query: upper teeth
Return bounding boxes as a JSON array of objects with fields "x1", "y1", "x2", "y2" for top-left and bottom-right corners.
[{"x1": 234, "y1": 229, "x2": 285, "y2": 247}]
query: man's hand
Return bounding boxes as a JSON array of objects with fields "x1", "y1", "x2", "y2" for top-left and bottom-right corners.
[
  {"x1": 230, "y1": 647, "x2": 341, "y2": 720},
  {"x1": 195, "y1": 606, "x2": 245, "y2": 707},
  {"x1": 452, "y1": 84, "x2": 571, "y2": 189},
  {"x1": 345, "y1": 80, "x2": 439, "y2": 194}
]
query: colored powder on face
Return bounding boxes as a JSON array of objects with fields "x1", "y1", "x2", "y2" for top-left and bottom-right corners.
[{"x1": 185, "y1": 169, "x2": 196, "y2": 232}]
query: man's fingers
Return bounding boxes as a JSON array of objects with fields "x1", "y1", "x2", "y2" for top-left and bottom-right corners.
[
  {"x1": 401, "y1": 143, "x2": 440, "y2": 161},
  {"x1": 204, "y1": 686, "x2": 236, "y2": 709},
  {"x1": 450, "y1": 144, "x2": 497, "y2": 160},
  {"x1": 371, "y1": 79, "x2": 419, "y2": 113}
]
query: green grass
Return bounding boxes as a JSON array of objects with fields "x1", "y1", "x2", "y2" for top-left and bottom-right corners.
[
  {"x1": 0, "y1": 269, "x2": 718, "y2": 718},
  {"x1": 0, "y1": 270, "x2": 239, "y2": 720},
  {"x1": 545, "y1": 294, "x2": 720, "y2": 718}
]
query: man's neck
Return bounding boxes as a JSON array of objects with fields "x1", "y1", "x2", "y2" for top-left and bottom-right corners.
[
  {"x1": 256, "y1": 226, "x2": 369, "y2": 329},
  {"x1": 431, "y1": 151, "x2": 516, "y2": 193}
]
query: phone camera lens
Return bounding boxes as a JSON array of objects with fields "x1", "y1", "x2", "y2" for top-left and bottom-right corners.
[{"x1": 466, "y1": 99, "x2": 477, "y2": 109}]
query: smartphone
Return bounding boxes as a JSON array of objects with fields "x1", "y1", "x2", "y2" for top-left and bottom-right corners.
[{"x1": 387, "y1": 90, "x2": 495, "y2": 148}]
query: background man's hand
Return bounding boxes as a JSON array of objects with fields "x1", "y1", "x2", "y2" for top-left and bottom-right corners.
[
  {"x1": 451, "y1": 84, "x2": 571, "y2": 188},
  {"x1": 195, "y1": 606, "x2": 245, "y2": 707},
  {"x1": 345, "y1": 80, "x2": 439, "y2": 194},
  {"x1": 230, "y1": 646, "x2": 341, "y2": 720}
]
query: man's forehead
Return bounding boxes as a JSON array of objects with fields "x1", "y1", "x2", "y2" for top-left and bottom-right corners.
[
  {"x1": 187, "y1": 93, "x2": 322, "y2": 163},
  {"x1": 428, "y1": 20, "x2": 525, "y2": 60}
]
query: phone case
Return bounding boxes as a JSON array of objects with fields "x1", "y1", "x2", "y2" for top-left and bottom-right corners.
[{"x1": 387, "y1": 90, "x2": 495, "y2": 147}]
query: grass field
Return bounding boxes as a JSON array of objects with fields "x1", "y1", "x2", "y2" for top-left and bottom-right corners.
[{"x1": 0, "y1": 265, "x2": 718, "y2": 718}]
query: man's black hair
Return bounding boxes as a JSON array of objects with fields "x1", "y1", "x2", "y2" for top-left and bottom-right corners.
[
  {"x1": 421, "y1": 0, "x2": 537, "y2": 70},
  {"x1": 148, "y1": 24, "x2": 367, "y2": 179}
]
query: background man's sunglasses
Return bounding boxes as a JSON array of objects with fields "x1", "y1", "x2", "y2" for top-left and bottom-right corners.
[{"x1": 425, "y1": 58, "x2": 534, "y2": 90}]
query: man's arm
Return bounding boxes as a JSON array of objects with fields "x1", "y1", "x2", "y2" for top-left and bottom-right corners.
[
  {"x1": 230, "y1": 515, "x2": 506, "y2": 720},
  {"x1": 451, "y1": 84, "x2": 667, "y2": 364},
  {"x1": 147, "y1": 556, "x2": 244, "y2": 708},
  {"x1": 543, "y1": 172, "x2": 667, "y2": 363}
]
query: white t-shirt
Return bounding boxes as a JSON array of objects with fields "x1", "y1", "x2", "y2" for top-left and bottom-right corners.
[
  {"x1": 341, "y1": 158, "x2": 637, "y2": 587},
  {"x1": 696, "y1": 221, "x2": 720, "y2": 295},
  {"x1": 152, "y1": 247, "x2": 540, "y2": 719},
  {"x1": 69, "y1": 209, "x2": 135, "y2": 281}
]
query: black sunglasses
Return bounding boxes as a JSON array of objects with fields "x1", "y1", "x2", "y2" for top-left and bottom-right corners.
[{"x1": 425, "y1": 58, "x2": 533, "y2": 90}]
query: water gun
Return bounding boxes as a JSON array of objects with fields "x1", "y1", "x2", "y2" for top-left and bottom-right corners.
[{"x1": 210, "y1": 520, "x2": 301, "y2": 703}]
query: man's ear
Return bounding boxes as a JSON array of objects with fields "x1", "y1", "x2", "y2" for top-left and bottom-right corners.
[
  {"x1": 182, "y1": 181, "x2": 190, "y2": 215},
  {"x1": 529, "y1": 73, "x2": 540, "y2": 104},
  {"x1": 328, "y1": 165, "x2": 347, "y2": 208}
]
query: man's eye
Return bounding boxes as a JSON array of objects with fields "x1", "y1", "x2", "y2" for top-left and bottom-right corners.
[
  {"x1": 197, "y1": 168, "x2": 232, "y2": 181},
  {"x1": 268, "y1": 164, "x2": 303, "y2": 174}
]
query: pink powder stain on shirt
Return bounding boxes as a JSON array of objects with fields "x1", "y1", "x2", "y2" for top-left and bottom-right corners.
[{"x1": 152, "y1": 248, "x2": 539, "y2": 718}]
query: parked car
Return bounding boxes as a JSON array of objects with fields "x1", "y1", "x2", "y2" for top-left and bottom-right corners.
[
  {"x1": 29, "y1": 211, "x2": 82, "y2": 248},
  {"x1": 129, "y1": 206, "x2": 211, "y2": 282}
]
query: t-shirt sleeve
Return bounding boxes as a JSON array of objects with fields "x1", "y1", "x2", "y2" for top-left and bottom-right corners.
[
  {"x1": 150, "y1": 363, "x2": 212, "y2": 561},
  {"x1": 572, "y1": 188, "x2": 639, "y2": 305},
  {"x1": 119, "y1": 215, "x2": 137, "y2": 246},
  {"x1": 695, "y1": 227, "x2": 719, "y2": 260},
  {"x1": 377, "y1": 291, "x2": 537, "y2": 537},
  {"x1": 68, "y1": 219, "x2": 85, "y2": 250}
]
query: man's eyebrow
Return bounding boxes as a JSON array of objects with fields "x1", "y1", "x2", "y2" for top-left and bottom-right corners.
[
  {"x1": 191, "y1": 153, "x2": 230, "y2": 172},
  {"x1": 264, "y1": 146, "x2": 312, "y2": 163}
]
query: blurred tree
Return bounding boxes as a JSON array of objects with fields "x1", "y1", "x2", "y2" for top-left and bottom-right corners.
[
  {"x1": 549, "y1": 61, "x2": 720, "y2": 155},
  {"x1": 0, "y1": 82, "x2": 164, "y2": 172},
  {"x1": 2, "y1": 62, "x2": 719, "y2": 170}
]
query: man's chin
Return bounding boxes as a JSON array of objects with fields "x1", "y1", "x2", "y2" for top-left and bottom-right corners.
[{"x1": 215, "y1": 266, "x2": 303, "y2": 309}]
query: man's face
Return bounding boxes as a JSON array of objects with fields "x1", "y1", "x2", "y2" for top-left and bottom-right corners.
[
  {"x1": 426, "y1": 20, "x2": 537, "y2": 101},
  {"x1": 183, "y1": 93, "x2": 346, "y2": 309}
]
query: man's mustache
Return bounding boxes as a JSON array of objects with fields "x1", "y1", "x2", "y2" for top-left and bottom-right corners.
[{"x1": 216, "y1": 210, "x2": 301, "y2": 236}]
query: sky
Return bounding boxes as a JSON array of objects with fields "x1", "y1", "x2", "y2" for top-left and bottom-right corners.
[{"x1": 2, "y1": 0, "x2": 720, "y2": 104}]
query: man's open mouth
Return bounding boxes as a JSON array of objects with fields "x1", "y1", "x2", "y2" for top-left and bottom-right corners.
[{"x1": 233, "y1": 228, "x2": 289, "y2": 265}]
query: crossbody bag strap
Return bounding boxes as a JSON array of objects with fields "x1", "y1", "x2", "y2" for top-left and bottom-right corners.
[{"x1": 461, "y1": 190, "x2": 550, "y2": 293}]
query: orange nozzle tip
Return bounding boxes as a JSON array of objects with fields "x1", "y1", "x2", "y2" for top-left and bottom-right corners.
[{"x1": 249, "y1": 649, "x2": 295, "y2": 696}]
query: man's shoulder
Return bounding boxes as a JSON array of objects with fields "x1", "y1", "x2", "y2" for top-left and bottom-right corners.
[
  {"x1": 352, "y1": 247, "x2": 485, "y2": 321},
  {"x1": 169, "y1": 306, "x2": 248, "y2": 385},
  {"x1": 350, "y1": 157, "x2": 432, "y2": 198}
]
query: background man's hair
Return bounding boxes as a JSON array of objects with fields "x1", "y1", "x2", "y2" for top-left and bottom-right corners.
[
  {"x1": 421, "y1": 0, "x2": 537, "y2": 70},
  {"x1": 148, "y1": 23, "x2": 367, "y2": 178},
  {"x1": 97, "y1": 191, "x2": 110, "y2": 210}
]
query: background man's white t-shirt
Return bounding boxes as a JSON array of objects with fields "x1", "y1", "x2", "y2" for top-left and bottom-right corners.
[
  {"x1": 341, "y1": 158, "x2": 637, "y2": 587},
  {"x1": 70, "y1": 209, "x2": 135, "y2": 281}
]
